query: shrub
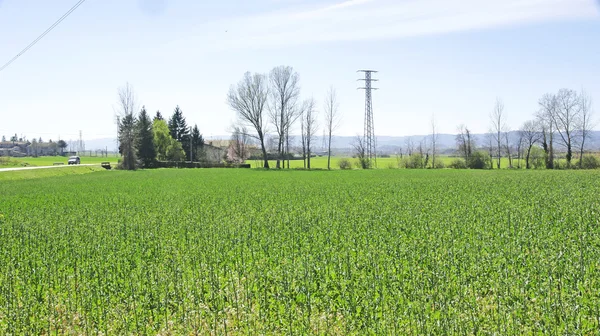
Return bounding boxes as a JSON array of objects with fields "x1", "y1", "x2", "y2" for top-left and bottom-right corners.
[
  {"x1": 433, "y1": 160, "x2": 445, "y2": 169},
  {"x1": 530, "y1": 146, "x2": 545, "y2": 169},
  {"x1": 355, "y1": 158, "x2": 371, "y2": 169},
  {"x1": 449, "y1": 159, "x2": 467, "y2": 169},
  {"x1": 338, "y1": 158, "x2": 352, "y2": 170},
  {"x1": 580, "y1": 155, "x2": 600, "y2": 169},
  {"x1": 467, "y1": 151, "x2": 491, "y2": 169}
]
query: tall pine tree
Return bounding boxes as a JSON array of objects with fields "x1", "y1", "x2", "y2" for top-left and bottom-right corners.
[
  {"x1": 191, "y1": 124, "x2": 204, "y2": 162},
  {"x1": 154, "y1": 110, "x2": 163, "y2": 121},
  {"x1": 168, "y1": 106, "x2": 188, "y2": 141},
  {"x1": 135, "y1": 106, "x2": 156, "y2": 168}
]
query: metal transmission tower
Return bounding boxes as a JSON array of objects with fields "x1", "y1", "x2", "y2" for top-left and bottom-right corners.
[{"x1": 358, "y1": 70, "x2": 378, "y2": 167}]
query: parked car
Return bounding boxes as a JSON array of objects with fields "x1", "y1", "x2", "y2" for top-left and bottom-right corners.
[{"x1": 67, "y1": 156, "x2": 80, "y2": 165}]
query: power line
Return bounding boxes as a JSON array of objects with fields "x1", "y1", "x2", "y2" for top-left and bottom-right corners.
[{"x1": 0, "y1": 0, "x2": 88, "y2": 74}]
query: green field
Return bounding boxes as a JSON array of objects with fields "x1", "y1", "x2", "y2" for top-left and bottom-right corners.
[
  {"x1": 1, "y1": 169, "x2": 599, "y2": 334},
  {"x1": 0, "y1": 155, "x2": 118, "y2": 167},
  {"x1": 0, "y1": 166, "x2": 105, "y2": 182}
]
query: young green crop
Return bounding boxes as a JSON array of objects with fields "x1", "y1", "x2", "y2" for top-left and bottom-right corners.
[{"x1": 0, "y1": 169, "x2": 599, "y2": 334}]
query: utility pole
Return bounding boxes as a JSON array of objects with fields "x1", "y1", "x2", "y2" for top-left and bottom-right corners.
[{"x1": 358, "y1": 70, "x2": 378, "y2": 167}]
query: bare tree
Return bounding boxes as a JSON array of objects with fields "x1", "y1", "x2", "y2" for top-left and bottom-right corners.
[
  {"x1": 552, "y1": 88, "x2": 582, "y2": 167},
  {"x1": 405, "y1": 137, "x2": 414, "y2": 156},
  {"x1": 456, "y1": 124, "x2": 473, "y2": 163},
  {"x1": 301, "y1": 98, "x2": 318, "y2": 169},
  {"x1": 538, "y1": 93, "x2": 557, "y2": 169},
  {"x1": 485, "y1": 132, "x2": 495, "y2": 169},
  {"x1": 516, "y1": 131, "x2": 524, "y2": 169},
  {"x1": 418, "y1": 138, "x2": 430, "y2": 168},
  {"x1": 227, "y1": 72, "x2": 270, "y2": 168},
  {"x1": 324, "y1": 86, "x2": 341, "y2": 170},
  {"x1": 490, "y1": 98, "x2": 506, "y2": 169},
  {"x1": 520, "y1": 120, "x2": 542, "y2": 169},
  {"x1": 229, "y1": 125, "x2": 250, "y2": 163},
  {"x1": 353, "y1": 135, "x2": 370, "y2": 169},
  {"x1": 116, "y1": 83, "x2": 138, "y2": 170},
  {"x1": 430, "y1": 115, "x2": 439, "y2": 168},
  {"x1": 268, "y1": 66, "x2": 301, "y2": 169},
  {"x1": 577, "y1": 90, "x2": 595, "y2": 168},
  {"x1": 504, "y1": 131, "x2": 513, "y2": 168}
]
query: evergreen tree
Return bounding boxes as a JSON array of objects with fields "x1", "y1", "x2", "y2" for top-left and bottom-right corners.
[
  {"x1": 154, "y1": 110, "x2": 163, "y2": 121},
  {"x1": 135, "y1": 107, "x2": 157, "y2": 168},
  {"x1": 118, "y1": 112, "x2": 137, "y2": 170},
  {"x1": 191, "y1": 124, "x2": 205, "y2": 162},
  {"x1": 168, "y1": 106, "x2": 188, "y2": 141},
  {"x1": 1, "y1": 136, "x2": 5, "y2": 142}
]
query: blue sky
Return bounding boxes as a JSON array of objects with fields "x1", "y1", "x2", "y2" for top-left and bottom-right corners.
[{"x1": 0, "y1": 0, "x2": 599, "y2": 144}]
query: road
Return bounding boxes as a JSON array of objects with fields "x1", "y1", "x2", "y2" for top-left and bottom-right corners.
[{"x1": 0, "y1": 164, "x2": 99, "y2": 172}]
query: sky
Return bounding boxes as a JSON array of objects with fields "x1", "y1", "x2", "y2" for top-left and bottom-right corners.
[{"x1": 0, "y1": 0, "x2": 599, "y2": 145}]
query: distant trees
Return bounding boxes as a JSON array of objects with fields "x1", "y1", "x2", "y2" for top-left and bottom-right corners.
[
  {"x1": 190, "y1": 124, "x2": 204, "y2": 162},
  {"x1": 537, "y1": 94, "x2": 556, "y2": 169},
  {"x1": 269, "y1": 66, "x2": 301, "y2": 169},
  {"x1": 552, "y1": 89, "x2": 580, "y2": 166},
  {"x1": 430, "y1": 115, "x2": 438, "y2": 169},
  {"x1": 1, "y1": 136, "x2": 5, "y2": 142},
  {"x1": 168, "y1": 106, "x2": 193, "y2": 160},
  {"x1": 519, "y1": 120, "x2": 542, "y2": 169},
  {"x1": 58, "y1": 140, "x2": 68, "y2": 155},
  {"x1": 301, "y1": 98, "x2": 318, "y2": 169},
  {"x1": 227, "y1": 72, "x2": 270, "y2": 168},
  {"x1": 153, "y1": 119, "x2": 172, "y2": 161},
  {"x1": 577, "y1": 91, "x2": 595, "y2": 168},
  {"x1": 490, "y1": 98, "x2": 507, "y2": 169},
  {"x1": 116, "y1": 83, "x2": 138, "y2": 170},
  {"x1": 229, "y1": 126, "x2": 250, "y2": 163},
  {"x1": 324, "y1": 86, "x2": 341, "y2": 170},
  {"x1": 353, "y1": 135, "x2": 370, "y2": 169},
  {"x1": 456, "y1": 124, "x2": 473, "y2": 163},
  {"x1": 135, "y1": 107, "x2": 156, "y2": 168}
]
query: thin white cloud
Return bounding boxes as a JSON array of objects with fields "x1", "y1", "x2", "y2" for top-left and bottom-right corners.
[{"x1": 178, "y1": 0, "x2": 599, "y2": 50}]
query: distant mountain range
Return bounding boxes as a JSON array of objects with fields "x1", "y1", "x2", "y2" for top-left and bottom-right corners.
[{"x1": 84, "y1": 131, "x2": 600, "y2": 154}]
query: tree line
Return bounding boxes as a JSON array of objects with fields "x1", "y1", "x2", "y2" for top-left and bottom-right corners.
[
  {"x1": 116, "y1": 83, "x2": 205, "y2": 170},
  {"x1": 227, "y1": 66, "x2": 341, "y2": 170},
  {"x1": 381, "y1": 88, "x2": 597, "y2": 170},
  {"x1": 450, "y1": 89, "x2": 596, "y2": 170}
]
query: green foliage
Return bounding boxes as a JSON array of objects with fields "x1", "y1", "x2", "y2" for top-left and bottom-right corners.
[
  {"x1": 467, "y1": 150, "x2": 491, "y2": 169},
  {"x1": 338, "y1": 158, "x2": 352, "y2": 170},
  {"x1": 153, "y1": 119, "x2": 172, "y2": 161},
  {"x1": 530, "y1": 146, "x2": 546, "y2": 169},
  {"x1": 1, "y1": 169, "x2": 599, "y2": 334},
  {"x1": 166, "y1": 140, "x2": 186, "y2": 161},
  {"x1": 118, "y1": 113, "x2": 137, "y2": 170},
  {"x1": 448, "y1": 158, "x2": 467, "y2": 169},
  {"x1": 135, "y1": 107, "x2": 156, "y2": 168},
  {"x1": 579, "y1": 155, "x2": 600, "y2": 169},
  {"x1": 403, "y1": 153, "x2": 424, "y2": 169}
]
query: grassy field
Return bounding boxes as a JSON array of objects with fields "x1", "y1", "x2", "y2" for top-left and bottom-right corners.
[
  {"x1": 0, "y1": 166, "x2": 105, "y2": 181},
  {"x1": 0, "y1": 156, "x2": 117, "y2": 167},
  {"x1": 1, "y1": 169, "x2": 599, "y2": 334}
]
